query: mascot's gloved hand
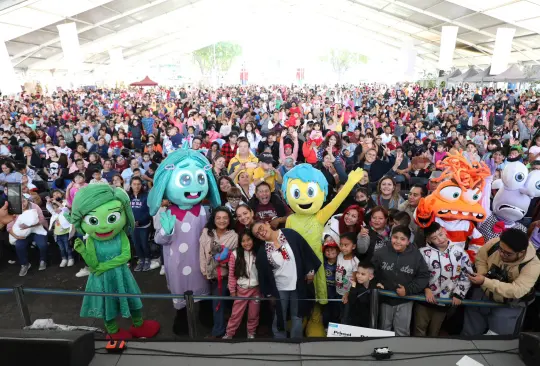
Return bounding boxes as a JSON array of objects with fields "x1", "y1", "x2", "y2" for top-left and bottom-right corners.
[
  {"x1": 346, "y1": 168, "x2": 364, "y2": 185},
  {"x1": 74, "y1": 238, "x2": 86, "y2": 254},
  {"x1": 160, "y1": 210, "x2": 177, "y2": 235},
  {"x1": 214, "y1": 247, "x2": 229, "y2": 262}
]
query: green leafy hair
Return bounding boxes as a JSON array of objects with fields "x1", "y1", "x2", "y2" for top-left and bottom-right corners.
[{"x1": 65, "y1": 184, "x2": 135, "y2": 235}]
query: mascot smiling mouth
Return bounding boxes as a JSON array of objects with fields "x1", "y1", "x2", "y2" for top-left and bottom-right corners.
[
  {"x1": 298, "y1": 203, "x2": 313, "y2": 210},
  {"x1": 184, "y1": 192, "x2": 201, "y2": 199}
]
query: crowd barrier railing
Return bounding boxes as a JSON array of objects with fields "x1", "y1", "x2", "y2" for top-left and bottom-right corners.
[{"x1": 3, "y1": 286, "x2": 537, "y2": 339}]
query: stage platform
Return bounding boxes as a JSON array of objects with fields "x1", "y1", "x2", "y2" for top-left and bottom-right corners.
[{"x1": 90, "y1": 337, "x2": 524, "y2": 366}]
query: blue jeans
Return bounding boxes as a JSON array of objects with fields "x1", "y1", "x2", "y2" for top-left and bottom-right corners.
[
  {"x1": 273, "y1": 290, "x2": 302, "y2": 339},
  {"x1": 211, "y1": 279, "x2": 230, "y2": 336},
  {"x1": 132, "y1": 227, "x2": 150, "y2": 260},
  {"x1": 16, "y1": 233, "x2": 48, "y2": 265},
  {"x1": 56, "y1": 234, "x2": 73, "y2": 259}
]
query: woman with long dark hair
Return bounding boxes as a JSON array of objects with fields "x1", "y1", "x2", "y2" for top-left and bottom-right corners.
[
  {"x1": 199, "y1": 207, "x2": 238, "y2": 338},
  {"x1": 129, "y1": 177, "x2": 152, "y2": 272}
]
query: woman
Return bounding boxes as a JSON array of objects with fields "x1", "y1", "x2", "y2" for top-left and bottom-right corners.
[
  {"x1": 371, "y1": 176, "x2": 404, "y2": 210},
  {"x1": 355, "y1": 148, "x2": 402, "y2": 188},
  {"x1": 217, "y1": 176, "x2": 235, "y2": 205},
  {"x1": 316, "y1": 151, "x2": 348, "y2": 197},
  {"x1": 0, "y1": 161, "x2": 23, "y2": 191},
  {"x1": 7, "y1": 194, "x2": 48, "y2": 276},
  {"x1": 22, "y1": 145, "x2": 41, "y2": 169},
  {"x1": 235, "y1": 203, "x2": 256, "y2": 237},
  {"x1": 212, "y1": 155, "x2": 228, "y2": 179},
  {"x1": 316, "y1": 132, "x2": 342, "y2": 162},
  {"x1": 323, "y1": 204, "x2": 365, "y2": 244},
  {"x1": 129, "y1": 177, "x2": 152, "y2": 272},
  {"x1": 251, "y1": 220, "x2": 321, "y2": 339},
  {"x1": 199, "y1": 207, "x2": 238, "y2": 338},
  {"x1": 207, "y1": 142, "x2": 221, "y2": 162},
  {"x1": 239, "y1": 122, "x2": 262, "y2": 153},
  {"x1": 234, "y1": 169, "x2": 256, "y2": 201},
  {"x1": 356, "y1": 206, "x2": 390, "y2": 262},
  {"x1": 43, "y1": 147, "x2": 67, "y2": 188},
  {"x1": 249, "y1": 182, "x2": 290, "y2": 229},
  {"x1": 111, "y1": 174, "x2": 125, "y2": 189}
]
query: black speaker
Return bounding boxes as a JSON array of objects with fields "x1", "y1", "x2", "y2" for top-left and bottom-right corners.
[
  {"x1": 519, "y1": 332, "x2": 540, "y2": 366},
  {"x1": 0, "y1": 329, "x2": 95, "y2": 366}
]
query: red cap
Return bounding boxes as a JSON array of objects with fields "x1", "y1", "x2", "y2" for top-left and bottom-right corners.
[
  {"x1": 284, "y1": 144, "x2": 292, "y2": 149},
  {"x1": 323, "y1": 240, "x2": 339, "y2": 252}
]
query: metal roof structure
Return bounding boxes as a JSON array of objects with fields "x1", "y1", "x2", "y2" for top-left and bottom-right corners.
[{"x1": 2, "y1": 0, "x2": 540, "y2": 72}]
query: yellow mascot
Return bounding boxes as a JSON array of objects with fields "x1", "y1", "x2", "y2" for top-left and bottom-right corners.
[{"x1": 282, "y1": 164, "x2": 364, "y2": 336}]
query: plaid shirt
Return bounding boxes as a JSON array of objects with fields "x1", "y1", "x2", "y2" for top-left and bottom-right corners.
[
  {"x1": 478, "y1": 213, "x2": 527, "y2": 242},
  {"x1": 220, "y1": 143, "x2": 237, "y2": 166}
]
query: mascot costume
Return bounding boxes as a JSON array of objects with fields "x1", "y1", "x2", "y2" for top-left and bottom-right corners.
[
  {"x1": 67, "y1": 184, "x2": 160, "y2": 340},
  {"x1": 282, "y1": 164, "x2": 364, "y2": 336},
  {"x1": 148, "y1": 143, "x2": 221, "y2": 335},
  {"x1": 478, "y1": 160, "x2": 540, "y2": 241},
  {"x1": 415, "y1": 151, "x2": 490, "y2": 262}
]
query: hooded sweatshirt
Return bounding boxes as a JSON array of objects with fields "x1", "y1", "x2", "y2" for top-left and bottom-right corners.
[
  {"x1": 227, "y1": 151, "x2": 259, "y2": 176},
  {"x1": 372, "y1": 243, "x2": 430, "y2": 306}
]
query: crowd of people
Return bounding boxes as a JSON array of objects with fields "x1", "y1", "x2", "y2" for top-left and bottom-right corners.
[{"x1": 0, "y1": 82, "x2": 540, "y2": 339}]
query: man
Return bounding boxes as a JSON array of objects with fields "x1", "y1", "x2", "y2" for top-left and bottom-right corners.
[
  {"x1": 398, "y1": 184, "x2": 427, "y2": 246},
  {"x1": 462, "y1": 229, "x2": 540, "y2": 336}
]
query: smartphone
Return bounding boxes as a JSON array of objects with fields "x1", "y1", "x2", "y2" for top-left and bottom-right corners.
[{"x1": 7, "y1": 182, "x2": 22, "y2": 215}]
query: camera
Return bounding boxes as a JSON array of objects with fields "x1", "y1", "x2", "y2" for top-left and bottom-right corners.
[{"x1": 485, "y1": 264, "x2": 510, "y2": 283}]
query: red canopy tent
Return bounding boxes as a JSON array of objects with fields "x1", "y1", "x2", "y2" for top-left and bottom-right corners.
[{"x1": 129, "y1": 76, "x2": 158, "y2": 87}]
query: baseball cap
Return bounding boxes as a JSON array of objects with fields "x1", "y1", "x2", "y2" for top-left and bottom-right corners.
[
  {"x1": 323, "y1": 240, "x2": 339, "y2": 252},
  {"x1": 258, "y1": 152, "x2": 274, "y2": 164}
]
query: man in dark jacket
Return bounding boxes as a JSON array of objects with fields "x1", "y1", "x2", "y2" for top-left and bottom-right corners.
[
  {"x1": 371, "y1": 225, "x2": 429, "y2": 336},
  {"x1": 257, "y1": 131, "x2": 280, "y2": 166}
]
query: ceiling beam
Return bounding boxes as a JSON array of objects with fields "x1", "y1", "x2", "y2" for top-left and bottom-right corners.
[{"x1": 9, "y1": 0, "x2": 171, "y2": 62}]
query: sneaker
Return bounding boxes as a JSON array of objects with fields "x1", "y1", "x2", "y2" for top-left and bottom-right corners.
[
  {"x1": 8, "y1": 260, "x2": 16, "y2": 265},
  {"x1": 149, "y1": 259, "x2": 160, "y2": 270},
  {"x1": 67, "y1": 258, "x2": 74, "y2": 267},
  {"x1": 142, "y1": 259, "x2": 151, "y2": 272},
  {"x1": 247, "y1": 334, "x2": 255, "y2": 339},
  {"x1": 222, "y1": 334, "x2": 232, "y2": 339},
  {"x1": 76, "y1": 267, "x2": 90, "y2": 277},
  {"x1": 39, "y1": 261, "x2": 47, "y2": 271},
  {"x1": 160, "y1": 265, "x2": 165, "y2": 275},
  {"x1": 134, "y1": 260, "x2": 143, "y2": 272},
  {"x1": 19, "y1": 264, "x2": 31, "y2": 277},
  {"x1": 60, "y1": 259, "x2": 67, "y2": 268}
]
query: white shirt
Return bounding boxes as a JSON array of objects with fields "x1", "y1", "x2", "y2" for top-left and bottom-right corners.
[
  {"x1": 270, "y1": 241, "x2": 297, "y2": 291},
  {"x1": 381, "y1": 133, "x2": 392, "y2": 145},
  {"x1": 235, "y1": 250, "x2": 259, "y2": 289},
  {"x1": 335, "y1": 253, "x2": 359, "y2": 296}
]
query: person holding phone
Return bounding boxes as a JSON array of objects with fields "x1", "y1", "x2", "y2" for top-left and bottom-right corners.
[
  {"x1": 6, "y1": 194, "x2": 49, "y2": 276},
  {"x1": 0, "y1": 161, "x2": 22, "y2": 191}
]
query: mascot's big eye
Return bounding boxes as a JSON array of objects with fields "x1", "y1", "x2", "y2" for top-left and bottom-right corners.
[
  {"x1": 502, "y1": 161, "x2": 528, "y2": 190},
  {"x1": 522, "y1": 170, "x2": 540, "y2": 197},
  {"x1": 197, "y1": 173, "x2": 206, "y2": 185},
  {"x1": 440, "y1": 186, "x2": 461, "y2": 202},
  {"x1": 290, "y1": 184, "x2": 301, "y2": 200},
  {"x1": 107, "y1": 212, "x2": 121, "y2": 224},
  {"x1": 84, "y1": 215, "x2": 99, "y2": 226},
  {"x1": 307, "y1": 182, "x2": 318, "y2": 198},
  {"x1": 178, "y1": 173, "x2": 192, "y2": 187},
  {"x1": 463, "y1": 189, "x2": 482, "y2": 204}
]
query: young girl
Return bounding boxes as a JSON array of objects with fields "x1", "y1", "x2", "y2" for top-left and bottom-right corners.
[
  {"x1": 46, "y1": 190, "x2": 73, "y2": 267},
  {"x1": 66, "y1": 172, "x2": 88, "y2": 208},
  {"x1": 223, "y1": 232, "x2": 260, "y2": 339}
]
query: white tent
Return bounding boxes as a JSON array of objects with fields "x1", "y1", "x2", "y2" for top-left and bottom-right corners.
[
  {"x1": 465, "y1": 66, "x2": 497, "y2": 83},
  {"x1": 448, "y1": 67, "x2": 478, "y2": 82},
  {"x1": 491, "y1": 64, "x2": 526, "y2": 82}
]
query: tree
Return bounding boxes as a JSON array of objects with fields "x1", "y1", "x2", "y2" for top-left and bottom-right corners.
[
  {"x1": 321, "y1": 49, "x2": 368, "y2": 81},
  {"x1": 192, "y1": 42, "x2": 242, "y2": 79}
]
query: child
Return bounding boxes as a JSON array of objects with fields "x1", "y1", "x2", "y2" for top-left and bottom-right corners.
[
  {"x1": 141, "y1": 152, "x2": 152, "y2": 171},
  {"x1": 322, "y1": 238, "x2": 340, "y2": 327},
  {"x1": 46, "y1": 190, "x2": 73, "y2": 267},
  {"x1": 225, "y1": 187, "x2": 244, "y2": 214},
  {"x1": 336, "y1": 232, "x2": 359, "y2": 324},
  {"x1": 223, "y1": 232, "x2": 260, "y2": 339},
  {"x1": 109, "y1": 134, "x2": 123, "y2": 156},
  {"x1": 347, "y1": 262, "x2": 376, "y2": 328},
  {"x1": 415, "y1": 223, "x2": 472, "y2": 337},
  {"x1": 433, "y1": 143, "x2": 447, "y2": 165},
  {"x1": 66, "y1": 172, "x2": 88, "y2": 208},
  {"x1": 90, "y1": 169, "x2": 108, "y2": 184},
  {"x1": 371, "y1": 225, "x2": 429, "y2": 336},
  {"x1": 253, "y1": 153, "x2": 282, "y2": 192}
]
